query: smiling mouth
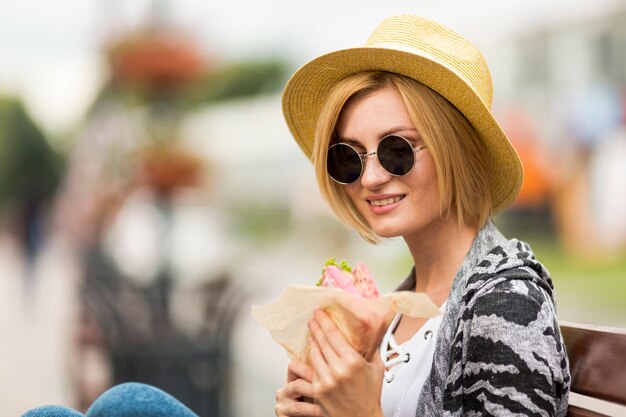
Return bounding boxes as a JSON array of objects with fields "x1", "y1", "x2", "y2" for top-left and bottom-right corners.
[{"x1": 368, "y1": 196, "x2": 405, "y2": 206}]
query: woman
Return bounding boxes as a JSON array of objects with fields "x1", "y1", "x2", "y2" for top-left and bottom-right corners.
[{"x1": 275, "y1": 14, "x2": 570, "y2": 417}]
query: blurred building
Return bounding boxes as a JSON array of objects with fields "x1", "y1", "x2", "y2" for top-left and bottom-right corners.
[{"x1": 487, "y1": 5, "x2": 626, "y2": 256}]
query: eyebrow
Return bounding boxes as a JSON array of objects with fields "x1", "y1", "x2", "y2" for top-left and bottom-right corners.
[
  {"x1": 336, "y1": 126, "x2": 420, "y2": 145},
  {"x1": 378, "y1": 126, "x2": 419, "y2": 140}
]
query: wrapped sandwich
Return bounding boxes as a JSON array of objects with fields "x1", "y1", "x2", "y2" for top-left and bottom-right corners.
[
  {"x1": 317, "y1": 258, "x2": 380, "y2": 299},
  {"x1": 252, "y1": 258, "x2": 440, "y2": 364}
]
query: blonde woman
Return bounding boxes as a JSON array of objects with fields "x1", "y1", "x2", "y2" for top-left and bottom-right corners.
[{"x1": 275, "y1": 15, "x2": 570, "y2": 417}]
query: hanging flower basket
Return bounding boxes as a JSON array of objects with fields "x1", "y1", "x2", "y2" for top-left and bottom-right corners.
[
  {"x1": 107, "y1": 32, "x2": 205, "y2": 93},
  {"x1": 135, "y1": 144, "x2": 204, "y2": 192}
]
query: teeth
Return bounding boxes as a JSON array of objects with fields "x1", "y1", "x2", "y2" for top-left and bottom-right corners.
[{"x1": 370, "y1": 196, "x2": 402, "y2": 206}]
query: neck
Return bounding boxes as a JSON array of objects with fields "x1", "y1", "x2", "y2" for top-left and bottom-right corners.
[{"x1": 403, "y1": 215, "x2": 478, "y2": 296}]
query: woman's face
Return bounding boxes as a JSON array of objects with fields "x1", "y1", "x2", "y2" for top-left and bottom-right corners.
[{"x1": 335, "y1": 85, "x2": 446, "y2": 240}]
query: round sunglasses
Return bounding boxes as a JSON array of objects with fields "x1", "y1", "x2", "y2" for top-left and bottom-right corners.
[{"x1": 327, "y1": 134, "x2": 428, "y2": 184}]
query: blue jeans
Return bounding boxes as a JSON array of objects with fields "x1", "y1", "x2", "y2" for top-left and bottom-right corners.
[{"x1": 22, "y1": 383, "x2": 199, "y2": 417}]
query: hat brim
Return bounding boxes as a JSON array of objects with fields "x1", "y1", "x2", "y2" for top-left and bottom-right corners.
[{"x1": 282, "y1": 46, "x2": 523, "y2": 213}]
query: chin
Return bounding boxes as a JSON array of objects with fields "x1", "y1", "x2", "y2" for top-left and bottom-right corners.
[{"x1": 371, "y1": 225, "x2": 404, "y2": 239}]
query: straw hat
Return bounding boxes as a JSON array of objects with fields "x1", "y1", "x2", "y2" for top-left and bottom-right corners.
[{"x1": 282, "y1": 14, "x2": 523, "y2": 213}]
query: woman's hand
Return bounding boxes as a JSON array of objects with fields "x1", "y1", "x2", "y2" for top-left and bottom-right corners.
[
  {"x1": 307, "y1": 308, "x2": 386, "y2": 417},
  {"x1": 274, "y1": 359, "x2": 323, "y2": 417}
]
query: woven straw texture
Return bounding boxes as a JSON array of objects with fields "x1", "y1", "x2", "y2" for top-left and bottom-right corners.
[{"x1": 282, "y1": 15, "x2": 523, "y2": 213}]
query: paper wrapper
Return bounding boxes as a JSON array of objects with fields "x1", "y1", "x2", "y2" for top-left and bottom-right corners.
[{"x1": 251, "y1": 285, "x2": 441, "y2": 363}]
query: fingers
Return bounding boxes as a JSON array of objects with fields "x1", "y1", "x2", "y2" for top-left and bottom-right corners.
[
  {"x1": 287, "y1": 359, "x2": 314, "y2": 383},
  {"x1": 274, "y1": 396, "x2": 323, "y2": 417},
  {"x1": 335, "y1": 296, "x2": 387, "y2": 332},
  {"x1": 328, "y1": 299, "x2": 388, "y2": 361},
  {"x1": 308, "y1": 337, "x2": 335, "y2": 391},
  {"x1": 308, "y1": 313, "x2": 344, "y2": 362},
  {"x1": 309, "y1": 309, "x2": 355, "y2": 359},
  {"x1": 308, "y1": 310, "x2": 367, "y2": 393},
  {"x1": 275, "y1": 379, "x2": 323, "y2": 417},
  {"x1": 284, "y1": 378, "x2": 315, "y2": 400},
  {"x1": 305, "y1": 310, "x2": 387, "y2": 416}
]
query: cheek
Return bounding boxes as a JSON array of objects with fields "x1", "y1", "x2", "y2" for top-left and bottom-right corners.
[
  {"x1": 408, "y1": 160, "x2": 434, "y2": 185},
  {"x1": 405, "y1": 162, "x2": 440, "y2": 202},
  {"x1": 344, "y1": 184, "x2": 362, "y2": 206}
]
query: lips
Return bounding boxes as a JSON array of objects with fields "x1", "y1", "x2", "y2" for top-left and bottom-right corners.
[
  {"x1": 366, "y1": 194, "x2": 405, "y2": 214},
  {"x1": 369, "y1": 196, "x2": 403, "y2": 206},
  {"x1": 367, "y1": 195, "x2": 405, "y2": 206}
]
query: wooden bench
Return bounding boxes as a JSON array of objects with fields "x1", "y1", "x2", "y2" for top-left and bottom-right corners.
[{"x1": 560, "y1": 322, "x2": 626, "y2": 416}]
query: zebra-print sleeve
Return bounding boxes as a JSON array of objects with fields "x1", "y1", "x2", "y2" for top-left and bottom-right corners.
[{"x1": 460, "y1": 279, "x2": 569, "y2": 416}]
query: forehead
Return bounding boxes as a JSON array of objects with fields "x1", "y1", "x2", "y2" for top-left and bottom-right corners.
[{"x1": 335, "y1": 85, "x2": 413, "y2": 138}]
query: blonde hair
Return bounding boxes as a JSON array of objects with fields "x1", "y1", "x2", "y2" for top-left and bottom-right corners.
[{"x1": 312, "y1": 71, "x2": 492, "y2": 243}]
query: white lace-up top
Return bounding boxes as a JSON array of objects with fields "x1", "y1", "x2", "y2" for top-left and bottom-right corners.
[{"x1": 379, "y1": 301, "x2": 447, "y2": 417}]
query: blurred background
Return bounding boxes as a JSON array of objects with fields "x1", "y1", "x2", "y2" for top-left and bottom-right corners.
[{"x1": 1, "y1": 0, "x2": 625, "y2": 416}]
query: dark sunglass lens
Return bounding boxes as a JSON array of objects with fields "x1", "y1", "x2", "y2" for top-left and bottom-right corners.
[
  {"x1": 378, "y1": 135, "x2": 414, "y2": 176},
  {"x1": 327, "y1": 144, "x2": 362, "y2": 183}
]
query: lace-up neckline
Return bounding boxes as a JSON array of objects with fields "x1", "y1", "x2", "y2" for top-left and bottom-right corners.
[
  {"x1": 382, "y1": 313, "x2": 411, "y2": 382},
  {"x1": 379, "y1": 299, "x2": 447, "y2": 417},
  {"x1": 380, "y1": 299, "x2": 448, "y2": 384}
]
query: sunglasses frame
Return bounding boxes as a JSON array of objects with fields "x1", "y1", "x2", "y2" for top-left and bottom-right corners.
[{"x1": 327, "y1": 134, "x2": 428, "y2": 185}]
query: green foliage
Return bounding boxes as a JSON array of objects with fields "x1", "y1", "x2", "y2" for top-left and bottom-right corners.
[
  {"x1": 0, "y1": 97, "x2": 65, "y2": 209},
  {"x1": 494, "y1": 218, "x2": 626, "y2": 326},
  {"x1": 230, "y1": 203, "x2": 290, "y2": 243},
  {"x1": 185, "y1": 58, "x2": 289, "y2": 107},
  {"x1": 532, "y1": 240, "x2": 626, "y2": 326},
  {"x1": 89, "y1": 57, "x2": 289, "y2": 116}
]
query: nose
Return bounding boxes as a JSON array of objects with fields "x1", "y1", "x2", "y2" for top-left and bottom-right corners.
[{"x1": 360, "y1": 152, "x2": 391, "y2": 188}]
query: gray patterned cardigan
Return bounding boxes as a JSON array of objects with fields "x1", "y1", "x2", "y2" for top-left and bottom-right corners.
[{"x1": 405, "y1": 221, "x2": 570, "y2": 416}]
